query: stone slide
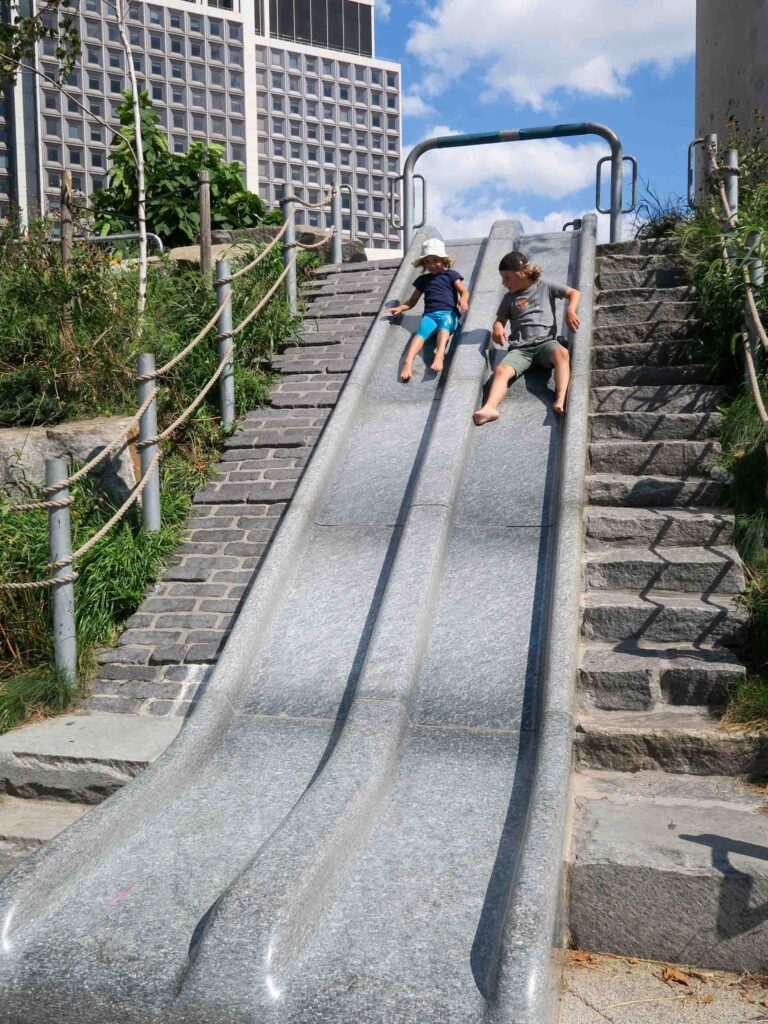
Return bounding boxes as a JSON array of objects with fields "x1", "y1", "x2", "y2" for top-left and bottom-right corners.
[{"x1": 0, "y1": 220, "x2": 590, "y2": 1023}]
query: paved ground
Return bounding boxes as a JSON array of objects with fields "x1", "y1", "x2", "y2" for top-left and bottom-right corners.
[{"x1": 560, "y1": 951, "x2": 768, "y2": 1023}]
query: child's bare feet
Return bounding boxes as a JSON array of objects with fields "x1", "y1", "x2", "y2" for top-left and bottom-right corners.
[
  {"x1": 553, "y1": 398, "x2": 566, "y2": 415},
  {"x1": 400, "y1": 363, "x2": 412, "y2": 382},
  {"x1": 430, "y1": 354, "x2": 445, "y2": 373},
  {"x1": 473, "y1": 406, "x2": 500, "y2": 426}
]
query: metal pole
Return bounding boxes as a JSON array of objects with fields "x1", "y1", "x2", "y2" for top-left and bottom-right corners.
[
  {"x1": 704, "y1": 133, "x2": 719, "y2": 195},
  {"x1": 199, "y1": 169, "x2": 212, "y2": 278},
  {"x1": 279, "y1": 188, "x2": 298, "y2": 315},
  {"x1": 136, "y1": 353, "x2": 161, "y2": 532},
  {"x1": 46, "y1": 458, "x2": 77, "y2": 684},
  {"x1": 723, "y1": 148, "x2": 739, "y2": 221},
  {"x1": 331, "y1": 185, "x2": 343, "y2": 265},
  {"x1": 215, "y1": 259, "x2": 235, "y2": 429}
]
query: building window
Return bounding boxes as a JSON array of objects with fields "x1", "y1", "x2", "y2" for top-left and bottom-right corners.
[
  {"x1": 192, "y1": 113, "x2": 206, "y2": 133},
  {"x1": 191, "y1": 41, "x2": 203, "y2": 58},
  {"x1": 47, "y1": 145, "x2": 60, "y2": 162},
  {"x1": 209, "y1": 19, "x2": 222, "y2": 35},
  {"x1": 191, "y1": 65, "x2": 205, "y2": 83},
  {"x1": 92, "y1": 152, "x2": 104, "y2": 168},
  {"x1": 171, "y1": 37, "x2": 183, "y2": 55},
  {"x1": 173, "y1": 136, "x2": 186, "y2": 154},
  {"x1": 148, "y1": 6, "x2": 162, "y2": 24},
  {"x1": 190, "y1": 16, "x2": 202, "y2": 32},
  {"x1": 90, "y1": 125, "x2": 102, "y2": 142},
  {"x1": 191, "y1": 89, "x2": 205, "y2": 107},
  {"x1": 170, "y1": 11, "x2": 182, "y2": 28},
  {"x1": 68, "y1": 148, "x2": 82, "y2": 164},
  {"x1": 152, "y1": 84, "x2": 163, "y2": 100},
  {"x1": 210, "y1": 44, "x2": 222, "y2": 61}
]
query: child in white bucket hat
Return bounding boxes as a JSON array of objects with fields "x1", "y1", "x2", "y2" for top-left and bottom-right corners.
[{"x1": 389, "y1": 238, "x2": 469, "y2": 381}]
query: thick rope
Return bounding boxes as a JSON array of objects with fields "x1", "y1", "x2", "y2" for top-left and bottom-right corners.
[
  {"x1": 232, "y1": 257, "x2": 296, "y2": 337},
  {"x1": 281, "y1": 189, "x2": 333, "y2": 210},
  {"x1": 156, "y1": 347, "x2": 234, "y2": 441},
  {"x1": 708, "y1": 151, "x2": 768, "y2": 353},
  {"x1": 742, "y1": 330, "x2": 768, "y2": 425},
  {"x1": 214, "y1": 210, "x2": 296, "y2": 287},
  {"x1": 4, "y1": 495, "x2": 73, "y2": 514},
  {"x1": 287, "y1": 227, "x2": 336, "y2": 251},
  {"x1": 134, "y1": 295, "x2": 232, "y2": 384}
]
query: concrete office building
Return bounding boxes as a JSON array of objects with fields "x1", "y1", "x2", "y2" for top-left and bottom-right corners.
[
  {"x1": 0, "y1": 0, "x2": 402, "y2": 248},
  {"x1": 696, "y1": 0, "x2": 768, "y2": 146}
]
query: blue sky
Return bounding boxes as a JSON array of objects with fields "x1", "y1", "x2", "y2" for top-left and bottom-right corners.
[{"x1": 373, "y1": 0, "x2": 696, "y2": 242}]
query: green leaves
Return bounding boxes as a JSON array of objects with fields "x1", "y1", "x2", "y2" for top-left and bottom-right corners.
[
  {"x1": 92, "y1": 93, "x2": 271, "y2": 247},
  {"x1": 0, "y1": 0, "x2": 80, "y2": 85}
]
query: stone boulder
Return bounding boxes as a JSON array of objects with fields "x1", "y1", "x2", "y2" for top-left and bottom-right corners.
[{"x1": 0, "y1": 418, "x2": 139, "y2": 505}]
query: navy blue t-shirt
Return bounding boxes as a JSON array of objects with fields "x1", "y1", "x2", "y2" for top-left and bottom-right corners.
[{"x1": 413, "y1": 269, "x2": 463, "y2": 314}]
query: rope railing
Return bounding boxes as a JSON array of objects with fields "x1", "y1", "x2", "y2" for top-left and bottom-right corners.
[
  {"x1": 707, "y1": 149, "x2": 768, "y2": 353},
  {"x1": 1, "y1": 210, "x2": 313, "y2": 679}
]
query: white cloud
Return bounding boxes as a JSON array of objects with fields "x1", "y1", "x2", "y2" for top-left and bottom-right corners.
[
  {"x1": 402, "y1": 92, "x2": 436, "y2": 118},
  {"x1": 406, "y1": 0, "x2": 695, "y2": 109},
  {"x1": 376, "y1": 0, "x2": 391, "y2": 19}
]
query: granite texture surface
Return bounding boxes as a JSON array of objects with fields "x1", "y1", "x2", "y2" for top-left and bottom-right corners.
[{"x1": 0, "y1": 220, "x2": 594, "y2": 1024}]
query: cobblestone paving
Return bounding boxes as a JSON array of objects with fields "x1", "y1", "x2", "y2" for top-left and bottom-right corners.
[{"x1": 88, "y1": 259, "x2": 399, "y2": 717}]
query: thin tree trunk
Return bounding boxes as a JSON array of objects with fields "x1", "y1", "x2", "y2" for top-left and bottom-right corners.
[{"x1": 115, "y1": 0, "x2": 147, "y2": 325}]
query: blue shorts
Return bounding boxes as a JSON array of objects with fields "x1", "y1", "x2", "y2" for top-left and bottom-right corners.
[{"x1": 416, "y1": 310, "x2": 459, "y2": 340}]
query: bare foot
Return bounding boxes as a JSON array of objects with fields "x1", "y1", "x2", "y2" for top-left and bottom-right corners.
[
  {"x1": 473, "y1": 407, "x2": 500, "y2": 426},
  {"x1": 400, "y1": 364, "x2": 412, "y2": 382},
  {"x1": 553, "y1": 398, "x2": 566, "y2": 415},
  {"x1": 430, "y1": 354, "x2": 445, "y2": 373}
]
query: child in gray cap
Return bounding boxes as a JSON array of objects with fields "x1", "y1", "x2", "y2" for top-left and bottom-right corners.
[{"x1": 473, "y1": 250, "x2": 580, "y2": 423}]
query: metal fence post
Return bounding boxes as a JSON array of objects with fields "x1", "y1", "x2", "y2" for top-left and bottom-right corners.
[
  {"x1": 279, "y1": 188, "x2": 298, "y2": 315},
  {"x1": 723, "y1": 149, "x2": 739, "y2": 219},
  {"x1": 704, "y1": 132, "x2": 719, "y2": 194},
  {"x1": 46, "y1": 458, "x2": 77, "y2": 684},
  {"x1": 331, "y1": 186, "x2": 343, "y2": 265},
  {"x1": 215, "y1": 259, "x2": 235, "y2": 429},
  {"x1": 199, "y1": 169, "x2": 212, "y2": 279},
  {"x1": 136, "y1": 353, "x2": 162, "y2": 532}
]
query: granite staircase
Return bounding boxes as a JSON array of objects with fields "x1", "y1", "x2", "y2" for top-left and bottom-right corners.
[
  {"x1": 0, "y1": 257, "x2": 399, "y2": 881},
  {"x1": 569, "y1": 238, "x2": 768, "y2": 971}
]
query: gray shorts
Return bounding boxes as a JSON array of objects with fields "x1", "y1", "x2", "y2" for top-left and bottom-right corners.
[{"x1": 501, "y1": 339, "x2": 564, "y2": 377}]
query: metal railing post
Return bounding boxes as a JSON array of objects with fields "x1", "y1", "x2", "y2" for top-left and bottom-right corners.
[
  {"x1": 136, "y1": 353, "x2": 162, "y2": 532},
  {"x1": 331, "y1": 186, "x2": 343, "y2": 264},
  {"x1": 215, "y1": 259, "x2": 236, "y2": 429},
  {"x1": 723, "y1": 148, "x2": 739, "y2": 222},
  {"x1": 199, "y1": 169, "x2": 212, "y2": 278},
  {"x1": 46, "y1": 458, "x2": 77, "y2": 684},
  {"x1": 279, "y1": 188, "x2": 298, "y2": 315}
]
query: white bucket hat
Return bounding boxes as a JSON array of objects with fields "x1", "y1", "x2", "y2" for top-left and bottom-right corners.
[{"x1": 412, "y1": 237, "x2": 448, "y2": 267}]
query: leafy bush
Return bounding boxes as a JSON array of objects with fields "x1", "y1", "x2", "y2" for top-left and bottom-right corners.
[
  {"x1": 0, "y1": 219, "x2": 298, "y2": 427},
  {"x1": 91, "y1": 92, "x2": 280, "y2": 247}
]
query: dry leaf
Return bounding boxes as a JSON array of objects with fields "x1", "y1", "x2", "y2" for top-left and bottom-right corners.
[
  {"x1": 761, "y1": 996, "x2": 768, "y2": 1008},
  {"x1": 571, "y1": 951, "x2": 598, "y2": 966},
  {"x1": 662, "y1": 966, "x2": 692, "y2": 988},
  {"x1": 700, "y1": 994, "x2": 714, "y2": 1005}
]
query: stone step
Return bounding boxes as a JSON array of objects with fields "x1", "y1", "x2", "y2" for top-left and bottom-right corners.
[
  {"x1": 303, "y1": 276, "x2": 394, "y2": 296},
  {"x1": 269, "y1": 374, "x2": 345, "y2": 408},
  {"x1": 597, "y1": 285, "x2": 694, "y2": 305},
  {"x1": 589, "y1": 411, "x2": 724, "y2": 441},
  {"x1": 569, "y1": 769, "x2": 768, "y2": 971},
  {"x1": 581, "y1": 591, "x2": 747, "y2": 645},
  {"x1": 595, "y1": 301, "x2": 698, "y2": 328},
  {"x1": 592, "y1": 339, "x2": 700, "y2": 370},
  {"x1": 589, "y1": 439, "x2": 720, "y2": 477},
  {"x1": 0, "y1": 713, "x2": 181, "y2": 803},
  {"x1": 312, "y1": 258, "x2": 401, "y2": 275},
  {"x1": 585, "y1": 506, "x2": 734, "y2": 548},
  {"x1": 591, "y1": 364, "x2": 712, "y2": 387},
  {"x1": 597, "y1": 266, "x2": 687, "y2": 290},
  {"x1": 574, "y1": 710, "x2": 767, "y2": 777},
  {"x1": 0, "y1": 795, "x2": 90, "y2": 881},
  {"x1": 597, "y1": 238, "x2": 681, "y2": 257},
  {"x1": 578, "y1": 642, "x2": 745, "y2": 710},
  {"x1": 304, "y1": 300, "x2": 384, "y2": 318},
  {"x1": 585, "y1": 545, "x2": 744, "y2": 594},
  {"x1": 591, "y1": 383, "x2": 728, "y2": 413},
  {"x1": 587, "y1": 473, "x2": 722, "y2": 508},
  {"x1": 273, "y1": 349, "x2": 359, "y2": 374},
  {"x1": 593, "y1": 320, "x2": 698, "y2": 346}
]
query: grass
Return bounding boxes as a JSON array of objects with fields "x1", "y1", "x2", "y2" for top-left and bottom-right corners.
[{"x1": 0, "y1": 220, "x2": 314, "y2": 732}]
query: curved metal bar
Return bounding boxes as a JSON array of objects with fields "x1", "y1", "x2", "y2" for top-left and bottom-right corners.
[
  {"x1": 402, "y1": 122, "x2": 626, "y2": 244},
  {"x1": 596, "y1": 154, "x2": 638, "y2": 214},
  {"x1": 84, "y1": 231, "x2": 164, "y2": 254},
  {"x1": 562, "y1": 219, "x2": 583, "y2": 231},
  {"x1": 389, "y1": 173, "x2": 426, "y2": 232},
  {"x1": 688, "y1": 137, "x2": 705, "y2": 207}
]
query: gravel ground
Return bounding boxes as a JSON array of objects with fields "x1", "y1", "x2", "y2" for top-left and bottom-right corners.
[{"x1": 560, "y1": 951, "x2": 768, "y2": 1023}]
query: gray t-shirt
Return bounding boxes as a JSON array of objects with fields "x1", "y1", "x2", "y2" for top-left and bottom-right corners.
[{"x1": 495, "y1": 279, "x2": 568, "y2": 347}]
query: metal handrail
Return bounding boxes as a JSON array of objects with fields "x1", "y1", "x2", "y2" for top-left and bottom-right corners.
[
  {"x1": 84, "y1": 231, "x2": 165, "y2": 254},
  {"x1": 596, "y1": 154, "x2": 638, "y2": 215},
  {"x1": 687, "y1": 133, "x2": 718, "y2": 207},
  {"x1": 388, "y1": 173, "x2": 426, "y2": 231},
  {"x1": 402, "y1": 123, "x2": 632, "y2": 244}
]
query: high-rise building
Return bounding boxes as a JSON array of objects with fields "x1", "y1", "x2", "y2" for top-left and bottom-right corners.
[{"x1": 0, "y1": 0, "x2": 402, "y2": 248}]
